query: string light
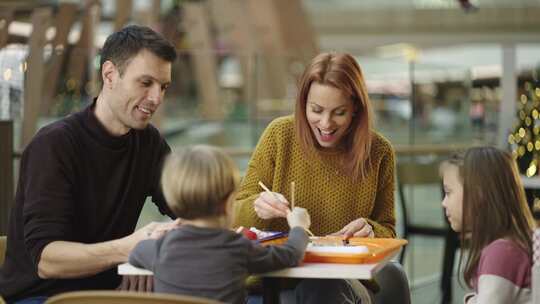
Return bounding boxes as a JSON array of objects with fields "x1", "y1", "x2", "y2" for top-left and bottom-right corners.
[
  {"x1": 3, "y1": 68, "x2": 11, "y2": 81},
  {"x1": 519, "y1": 146, "x2": 526, "y2": 156},
  {"x1": 511, "y1": 73, "x2": 540, "y2": 177},
  {"x1": 527, "y1": 163, "x2": 537, "y2": 177},
  {"x1": 519, "y1": 127, "x2": 526, "y2": 138}
]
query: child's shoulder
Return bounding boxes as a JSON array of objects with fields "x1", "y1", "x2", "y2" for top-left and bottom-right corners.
[
  {"x1": 477, "y1": 238, "x2": 531, "y2": 287},
  {"x1": 481, "y1": 238, "x2": 529, "y2": 260}
]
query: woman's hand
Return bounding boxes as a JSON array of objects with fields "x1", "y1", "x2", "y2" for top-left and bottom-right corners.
[
  {"x1": 329, "y1": 218, "x2": 375, "y2": 239},
  {"x1": 253, "y1": 191, "x2": 290, "y2": 219}
]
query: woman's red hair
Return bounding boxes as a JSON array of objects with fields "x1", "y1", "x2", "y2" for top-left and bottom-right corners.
[{"x1": 295, "y1": 52, "x2": 373, "y2": 180}]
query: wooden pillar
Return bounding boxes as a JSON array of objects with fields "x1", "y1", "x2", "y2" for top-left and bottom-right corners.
[
  {"x1": 41, "y1": 3, "x2": 78, "y2": 114},
  {"x1": 134, "y1": 0, "x2": 160, "y2": 28},
  {"x1": 183, "y1": 2, "x2": 223, "y2": 120},
  {"x1": 86, "y1": 3, "x2": 101, "y2": 98},
  {"x1": 210, "y1": 0, "x2": 318, "y2": 117},
  {"x1": 246, "y1": 0, "x2": 318, "y2": 100},
  {"x1": 66, "y1": 1, "x2": 100, "y2": 103},
  {"x1": 209, "y1": 0, "x2": 256, "y2": 104},
  {"x1": 21, "y1": 7, "x2": 51, "y2": 148},
  {"x1": 114, "y1": 0, "x2": 133, "y2": 31},
  {"x1": 0, "y1": 121, "x2": 13, "y2": 234},
  {"x1": 0, "y1": 10, "x2": 14, "y2": 49}
]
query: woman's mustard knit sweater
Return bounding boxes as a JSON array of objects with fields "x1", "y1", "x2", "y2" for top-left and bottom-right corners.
[{"x1": 234, "y1": 116, "x2": 396, "y2": 238}]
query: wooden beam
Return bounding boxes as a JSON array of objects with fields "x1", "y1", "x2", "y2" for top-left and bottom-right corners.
[
  {"x1": 21, "y1": 7, "x2": 51, "y2": 148},
  {"x1": 210, "y1": 0, "x2": 318, "y2": 104},
  {"x1": 0, "y1": 10, "x2": 14, "y2": 49},
  {"x1": 65, "y1": 0, "x2": 100, "y2": 102},
  {"x1": 41, "y1": 3, "x2": 78, "y2": 114},
  {"x1": 114, "y1": 0, "x2": 133, "y2": 31},
  {"x1": 0, "y1": 121, "x2": 13, "y2": 234},
  {"x1": 86, "y1": 3, "x2": 101, "y2": 98},
  {"x1": 134, "y1": 0, "x2": 160, "y2": 28},
  {"x1": 246, "y1": 0, "x2": 318, "y2": 100},
  {"x1": 183, "y1": 2, "x2": 223, "y2": 120},
  {"x1": 209, "y1": 0, "x2": 255, "y2": 104}
]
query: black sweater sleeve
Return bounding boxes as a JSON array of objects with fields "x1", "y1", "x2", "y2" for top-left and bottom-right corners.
[{"x1": 21, "y1": 126, "x2": 78, "y2": 268}]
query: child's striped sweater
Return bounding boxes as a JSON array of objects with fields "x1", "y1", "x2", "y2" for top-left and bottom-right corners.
[{"x1": 465, "y1": 238, "x2": 531, "y2": 304}]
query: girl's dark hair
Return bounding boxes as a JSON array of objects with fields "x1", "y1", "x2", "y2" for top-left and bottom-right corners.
[{"x1": 445, "y1": 147, "x2": 534, "y2": 288}]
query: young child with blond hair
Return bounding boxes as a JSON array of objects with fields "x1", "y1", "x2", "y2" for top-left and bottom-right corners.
[
  {"x1": 129, "y1": 145, "x2": 311, "y2": 304},
  {"x1": 440, "y1": 147, "x2": 534, "y2": 304}
]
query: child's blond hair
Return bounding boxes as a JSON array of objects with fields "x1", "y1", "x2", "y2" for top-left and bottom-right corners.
[{"x1": 161, "y1": 145, "x2": 240, "y2": 219}]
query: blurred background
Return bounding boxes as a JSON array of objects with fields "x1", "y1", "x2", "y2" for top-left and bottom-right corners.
[{"x1": 1, "y1": 0, "x2": 539, "y2": 303}]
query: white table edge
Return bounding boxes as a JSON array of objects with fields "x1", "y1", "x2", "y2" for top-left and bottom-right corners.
[
  {"x1": 118, "y1": 262, "x2": 153, "y2": 276},
  {"x1": 118, "y1": 250, "x2": 399, "y2": 280}
]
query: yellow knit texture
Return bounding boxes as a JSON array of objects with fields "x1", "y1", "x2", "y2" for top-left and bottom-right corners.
[{"x1": 234, "y1": 116, "x2": 396, "y2": 238}]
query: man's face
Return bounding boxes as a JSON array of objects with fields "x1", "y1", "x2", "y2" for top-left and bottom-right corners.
[{"x1": 106, "y1": 50, "x2": 171, "y2": 134}]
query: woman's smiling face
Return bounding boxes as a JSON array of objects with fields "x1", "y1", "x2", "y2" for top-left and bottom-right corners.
[{"x1": 306, "y1": 82, "x2": 355, "y2": 149}]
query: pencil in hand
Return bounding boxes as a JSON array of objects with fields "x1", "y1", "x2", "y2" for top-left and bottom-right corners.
[
  {"x1": 258, "y1": 181, "x2": 316, "y2": 237},
  {"x1": 290, "y1": 181, "x2": 295, "y2": 210},
  {"x1": 258, "y1": 181, "x2": 281, "y2": 202}
]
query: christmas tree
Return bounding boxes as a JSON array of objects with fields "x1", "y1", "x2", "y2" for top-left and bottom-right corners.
[{"x1": 509, "y1": 68, "x2": 540, "y2": 177}]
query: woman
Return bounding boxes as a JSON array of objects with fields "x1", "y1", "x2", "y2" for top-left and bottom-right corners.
[{"x1": 234, "y1": 52, "x2": 396, "y2": 303}]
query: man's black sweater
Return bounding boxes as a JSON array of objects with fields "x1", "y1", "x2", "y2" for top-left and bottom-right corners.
[{"x1": 0, "y1": 102, "x2": 173, "y2": 301}]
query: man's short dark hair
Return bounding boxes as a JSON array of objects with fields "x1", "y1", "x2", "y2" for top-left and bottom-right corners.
[{"x1": 100, "y1": 25, "x2": 177, "y2": 75}]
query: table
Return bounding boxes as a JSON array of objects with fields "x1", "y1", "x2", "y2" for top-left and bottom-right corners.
[{"x1": 118, "y1": 249, "x2": 399, "y2": 304}]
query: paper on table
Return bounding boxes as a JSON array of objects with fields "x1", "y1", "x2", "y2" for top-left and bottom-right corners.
[{"x1": 306, "y1": 243, "x2": 369, "y2": 254}]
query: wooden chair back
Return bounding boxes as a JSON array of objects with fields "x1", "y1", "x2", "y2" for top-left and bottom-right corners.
[
  {"x1": 0, "y1": 236, "x2": 6, "y2": 266},
  {"x1": 45, "y1": 291, "x2": 224, "y2": 304},
  {"x1": 396, "y1": 162, "x2": 441, "y2": 186}
]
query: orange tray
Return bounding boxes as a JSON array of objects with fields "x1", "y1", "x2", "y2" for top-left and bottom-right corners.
[{"x1": 262, "y1": 237, "x2": 407, "y2": 264}]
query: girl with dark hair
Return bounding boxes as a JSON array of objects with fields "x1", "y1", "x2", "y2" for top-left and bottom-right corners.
[{"x1": 440, "y1": 147, "x2": 534, "y2": 303}]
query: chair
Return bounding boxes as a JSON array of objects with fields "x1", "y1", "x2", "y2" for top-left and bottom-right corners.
[
  {"x1": 44, "y1": 291, "x2": 224, "y2": 304},
  {"x1": 396, "y1": 162, "x2": 459, "y2": 304},
  {"x1": 374, "y1": 261, "x2": 411, "y2": 304},
  {"x1": 0, "y1": 237, "x2": 7, "y2": 304},
  {"x1": 0, "y1": 235, "x2": 6, "y2": 266}
]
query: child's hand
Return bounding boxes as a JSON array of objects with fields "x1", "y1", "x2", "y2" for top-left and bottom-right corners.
[{"x1": 287, "y1": 207, "x2": 311, "y2": 230}]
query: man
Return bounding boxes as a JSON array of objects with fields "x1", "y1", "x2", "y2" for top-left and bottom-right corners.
[{"x1": 0, "y1": 25, "x2": 178, "y2": 302}]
